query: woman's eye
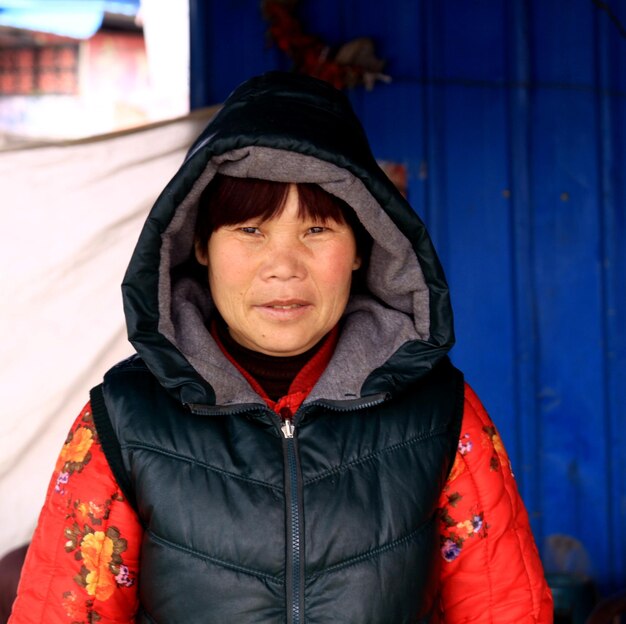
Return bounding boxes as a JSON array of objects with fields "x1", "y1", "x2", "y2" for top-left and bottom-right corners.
[
  {"x1": 239, "y1": 226, "x2": 260, "y2": 235},
  {"x1": 308, "y1": 226, "x2": 327, "y2": 234}
]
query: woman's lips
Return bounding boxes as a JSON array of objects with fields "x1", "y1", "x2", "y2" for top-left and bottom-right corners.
[{"x1": 254, "y1": 300, "x2": 312, "y2": 320}]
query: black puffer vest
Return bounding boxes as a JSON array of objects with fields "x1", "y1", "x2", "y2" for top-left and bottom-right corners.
[{"x1": 92, "y1": 355, "x2": 463, "y2": 624}]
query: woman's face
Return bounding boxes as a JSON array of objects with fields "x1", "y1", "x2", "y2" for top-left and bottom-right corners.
[{"x1": 196, "y1": 185, "x2": 361, "y2": 357}]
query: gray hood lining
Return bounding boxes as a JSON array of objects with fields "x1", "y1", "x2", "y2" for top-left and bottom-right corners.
[{"x1": 157, "y1": 147, "x2": 431, "y2": 405}]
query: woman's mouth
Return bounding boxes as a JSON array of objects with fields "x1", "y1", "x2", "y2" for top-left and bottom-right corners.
[
  {"x1": 260, "y1": 299, "x2": 310, "y2": 307},
  {"x1": 255, "y1": 300, "x2": 312, "y2": 319},
  {"x1": 267, "y1": 303, "x2": 304, "y2": 309}
]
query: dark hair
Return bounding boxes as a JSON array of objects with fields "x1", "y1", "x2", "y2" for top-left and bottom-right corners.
[{"x1": 194, "y1": 174, "x2": 371, "y2": 265}]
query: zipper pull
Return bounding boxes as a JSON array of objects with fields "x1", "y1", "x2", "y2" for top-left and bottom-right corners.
[
  {"x1": 281, "y1": 418, "x2": 295, "y2": 438},
  {"x1": 279, "y1": 406, "x2": 295, "y2": 438}
]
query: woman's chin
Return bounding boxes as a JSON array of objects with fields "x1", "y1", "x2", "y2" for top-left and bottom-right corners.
[{"x1": 245, "y1": 330, "x2": 322, "y2": 357}]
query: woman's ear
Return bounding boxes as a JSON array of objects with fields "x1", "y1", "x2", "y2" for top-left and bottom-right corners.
[
  {"x1": 352, "y1": 255, "x2": 362, "y2": 271},
  {"x1": 194, "y1": 239, "x2": 209, "y2": 266}
]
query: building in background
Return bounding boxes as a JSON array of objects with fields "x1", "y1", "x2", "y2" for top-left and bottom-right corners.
[{"x1": 0, "y1": 0, "x2": 189, "y2": 145}]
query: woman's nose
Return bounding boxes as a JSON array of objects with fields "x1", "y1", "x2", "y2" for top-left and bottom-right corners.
[{"x1": 259, "y1": 239, "x2": 307, "y2": 280}]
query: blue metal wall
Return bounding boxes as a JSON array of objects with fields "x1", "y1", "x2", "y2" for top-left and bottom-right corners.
[{"x1": 190, "y1": 0, "x2": 626, "y2": 594}]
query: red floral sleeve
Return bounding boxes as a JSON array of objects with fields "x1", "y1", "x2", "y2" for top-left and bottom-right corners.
[
  {"x1": 432, "y1": 385, "x2": 553, "y2": 623},
  {"x1": 9, "y1": 403, "x2": 142, "y2": 624}
]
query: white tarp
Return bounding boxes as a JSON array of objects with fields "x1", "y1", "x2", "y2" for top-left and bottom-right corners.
[{"x1": 0, "y1": 108, "x2": 217, "y2": 557}]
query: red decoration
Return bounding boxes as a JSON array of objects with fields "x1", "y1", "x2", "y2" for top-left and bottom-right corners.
[{"x1": 262, "y1": 0, "x2": 390, "y2": 90}]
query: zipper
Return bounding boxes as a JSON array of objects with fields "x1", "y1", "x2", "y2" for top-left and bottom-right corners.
[
  {"x1": 307, "y1": 392, "x2": 390, "y2": 413},
  {"x1": 281, "y1": 418, "x2": 295, "y2": 438},
  {"x1": 184, "y1": 393, "x2": 389, "y2": 418},
  {"x1": 281, "y1": 415, "x2": 303, "y2": 624},
  {"x1": 184, "y1": 402, "x2": 267, "y2": 416},
  {"x1": 277, "y1": 394, "x2": 389, "y2": 623}
]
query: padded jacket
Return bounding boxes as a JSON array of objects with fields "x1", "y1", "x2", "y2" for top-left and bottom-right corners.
[{"x1": 10, "y1": 72, "x2": 552, "y2": 623}]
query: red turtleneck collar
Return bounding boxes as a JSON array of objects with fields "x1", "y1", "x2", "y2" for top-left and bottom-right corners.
[{"x1": 211, "y1": 318, "x2": 340, "y2": 419}]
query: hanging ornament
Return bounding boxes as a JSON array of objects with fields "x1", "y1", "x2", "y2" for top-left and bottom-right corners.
[{"x1": 262, "y1": 0, "x2": 390, "y2": 90}]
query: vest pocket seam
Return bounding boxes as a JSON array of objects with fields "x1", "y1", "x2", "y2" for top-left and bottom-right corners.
[
  {"x1": 122, "y1": 441, "x2": 283, "y2": 493},
  {"x1": 303, "y1": 425, "x2": 452, "y2": 486},
  {"x1": 306, "y1": 517, "x2": 434, "y2": 581},
  {"x1": 147, "y1": 529, "x2": 284, "y2": 584}
]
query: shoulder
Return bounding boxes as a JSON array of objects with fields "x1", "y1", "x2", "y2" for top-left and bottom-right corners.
[
  {"x1": 104, "y1": 353, "x2": 151, "y2": 378},
  {"x1": 458, "y1": 384, "x2": 514, "y2": 475},
  {"x1": 99, "y1": 354, "x2": 164, "y2": 410}
]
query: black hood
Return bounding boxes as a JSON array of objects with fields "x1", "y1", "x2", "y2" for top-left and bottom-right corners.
[{"x1": 121, "y1": 71, "x2": 454, "y2": 407}]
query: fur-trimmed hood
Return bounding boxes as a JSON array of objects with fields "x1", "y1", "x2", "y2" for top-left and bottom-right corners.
[{"x1": 122, "y1": 71, "x2": 454, "y2": 407}]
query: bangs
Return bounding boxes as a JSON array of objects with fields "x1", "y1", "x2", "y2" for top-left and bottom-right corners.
[{"x1": 194, "y1": 174, "x2": 350, "y2": 245}]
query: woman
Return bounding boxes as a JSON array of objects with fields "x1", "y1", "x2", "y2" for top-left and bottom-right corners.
[{"x1": 9, "y1": 72, "x2": 552, "y2": 623}]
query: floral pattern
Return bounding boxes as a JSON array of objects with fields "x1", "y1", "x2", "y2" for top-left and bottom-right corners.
[
  {"x1": 439, "y1": 428, "x2": 489, "y2": 562},
  {"x1": 55, "y1": 409, "x2": 97, "y2": 491},
  {"x1": 61, "y1": 591, "x2": 85, "y2": 622},
  {"x1": 458, "y1": 432, "x2": 472, "y2": 455},
  {"x1": 482, "y1": 424, "x2": 507, "y2": 472},
  {"x1": 70, "y1": 525, "x2": 132, "y2": 602},
  {"x1": 54, "y1": 406, "x2": 137, "y2": 621},
  {"x1": 440, "y1": 500, "x2": 488, "y2": 562},
  {"x1": 438, "y1": 413, "x2": 515, "y2": 562}
]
